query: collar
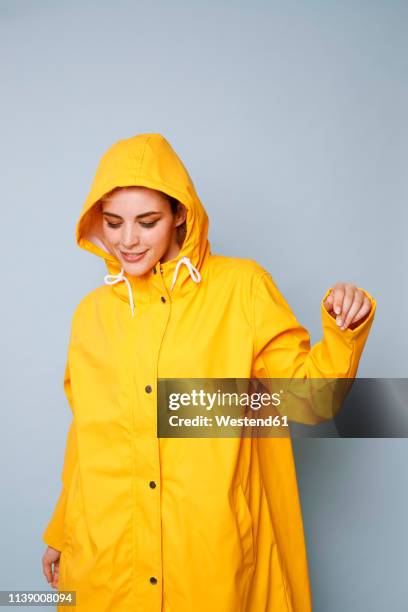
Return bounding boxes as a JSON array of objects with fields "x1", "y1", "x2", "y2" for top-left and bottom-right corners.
[{"x1": 103, "y1": 255, "x2": 203, "y2": 317}]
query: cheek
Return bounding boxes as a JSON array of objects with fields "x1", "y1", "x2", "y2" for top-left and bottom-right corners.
[
  {"x1": 103, "y1": 227, "x2": 119, "y2": 245},
  {"x1": 145, "y1": 223, "x2": 173, "y2": 248}
]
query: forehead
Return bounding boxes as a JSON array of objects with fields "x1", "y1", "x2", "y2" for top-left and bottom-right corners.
[{"x1": 102, "y1": 187, "x2": 169, "y2": 211}]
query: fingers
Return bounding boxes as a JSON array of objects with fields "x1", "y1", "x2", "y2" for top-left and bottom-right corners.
[
  {"x1": 325, "y1": 283, "x2": 370, "y2": 330},
  {"x1": 43, "y1": 559, "x2": 58, "y2": 589},
  {"x1": 51, "y1": 560, "x2": 59, "y2": 589},
  {"x1": 337, "y1": 287, "x2": 364, "y2": 330},
  {"x1": 348, "y1": 295, "x2": 372, "y2": 327},
  {"x1": 42, "y1": 550, "x2": 60, "y2": 590},
  {"x1": 332, "y1": 283, "x2": 349, "y2": 317},
  {"x1": 42, "y1": 556, "x2": 53, "y2": 584}
]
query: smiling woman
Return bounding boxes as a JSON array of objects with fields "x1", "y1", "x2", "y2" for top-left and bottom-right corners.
[
  {"x1": 98, "y1": 186, "x2": 187, "y2": 275},
  {"x1": 42, "y1": 133, "x2": 376, "y2": 612}
]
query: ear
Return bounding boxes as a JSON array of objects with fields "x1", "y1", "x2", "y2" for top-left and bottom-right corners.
[{"x1": 174, "y1": 203, "x2": 187, "y2": 227}]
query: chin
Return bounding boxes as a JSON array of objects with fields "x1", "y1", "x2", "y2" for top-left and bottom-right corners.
[
  {"x1": 123, "y1": 264, "x2": 149, "y2": 276},
  {"x1": 121, "y1": 258, "x2": 155, "y2": 277}
]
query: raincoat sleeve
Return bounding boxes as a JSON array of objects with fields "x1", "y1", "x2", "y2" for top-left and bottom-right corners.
[
  {"x1": 42, "y1": 360, "x2": 77, "y2": 551},
  {"x1": 251, "y1": 271, "x2": 377, "y2": 424}
]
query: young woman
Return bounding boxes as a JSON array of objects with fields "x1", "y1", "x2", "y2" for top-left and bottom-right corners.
[{"x1": 42, "y1": 133, "x2": 376, "y2": 611}]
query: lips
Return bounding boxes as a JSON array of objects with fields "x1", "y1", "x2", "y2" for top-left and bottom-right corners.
[{"x1": 121, "y1": 250, "x2": 148, "y2": 262}]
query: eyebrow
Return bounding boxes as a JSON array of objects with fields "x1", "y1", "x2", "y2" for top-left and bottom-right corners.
[{"x1": 102, "y1": 211, "x2": 160, "y2": 220}]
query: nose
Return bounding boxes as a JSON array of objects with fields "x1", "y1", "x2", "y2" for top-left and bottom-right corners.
[{"x1": 121, "y1": 222, "x2": 140, "y2": 249}]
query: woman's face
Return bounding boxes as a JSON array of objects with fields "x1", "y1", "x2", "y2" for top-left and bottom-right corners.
[{"x1": 101, "y1": 187, "x2": 186, "y2": 276}]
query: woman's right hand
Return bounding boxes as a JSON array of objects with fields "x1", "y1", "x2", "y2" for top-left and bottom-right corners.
[{"x1": 42, "y1": 546, "x2": 61, "y2": 589}]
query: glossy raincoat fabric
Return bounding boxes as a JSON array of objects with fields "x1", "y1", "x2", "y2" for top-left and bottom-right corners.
[{"x1": 43, "y1": 133, "x2": 377, "y2": 611}]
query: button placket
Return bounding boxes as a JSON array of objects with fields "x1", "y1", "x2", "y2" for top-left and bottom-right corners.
[
  {"x1": 127, "y1": 266, "x2": 165, "y2": 607},
  {"x1": 157, "y1": 263, "x2": 173, "y2": 299}
]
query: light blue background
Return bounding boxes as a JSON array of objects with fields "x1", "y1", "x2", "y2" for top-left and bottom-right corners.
[{"x1": 1, "y1": 1, "x2": 407, "y2": 610}]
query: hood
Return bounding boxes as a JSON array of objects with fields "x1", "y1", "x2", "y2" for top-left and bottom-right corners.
[{"x1": 76, "y1": 133, "x2": 211, "y2": 316}]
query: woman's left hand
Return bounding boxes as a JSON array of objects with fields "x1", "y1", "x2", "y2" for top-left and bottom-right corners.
[{"x1": 323, "y1": 282, "x2": 372, "y2": 331}]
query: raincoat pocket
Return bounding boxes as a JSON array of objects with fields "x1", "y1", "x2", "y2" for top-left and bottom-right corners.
[{"x1": 234, "y1": 483, "x2": 255, "y2": 568}]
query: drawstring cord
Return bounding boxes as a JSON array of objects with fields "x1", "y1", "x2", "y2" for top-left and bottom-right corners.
[
  {"x1": 104, "y1": 268, "x2": 136, "y2": 318},
  {"x1": 170, "y1": 256, "x2": 201, "y2": 291},
  {"x1": 103, "y1": 256, "x2": 201, "y2": 317}
]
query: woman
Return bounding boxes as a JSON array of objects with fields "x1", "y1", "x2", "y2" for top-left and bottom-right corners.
[{"x1": 42, "y1": 133, "x2": 376, "y2": 611}]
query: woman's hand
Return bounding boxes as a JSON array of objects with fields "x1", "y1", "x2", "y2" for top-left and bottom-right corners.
[
  {"x1": 42, "y1": 546, "x2": 61, "y2": 589},
  {"x1": 323, "y1": 282, "x2": 372, "y2": 331}
]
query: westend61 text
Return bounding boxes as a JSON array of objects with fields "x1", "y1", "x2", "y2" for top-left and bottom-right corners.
[{"x1": 168, "y1": 414, "x2": 289, "y2": 427}]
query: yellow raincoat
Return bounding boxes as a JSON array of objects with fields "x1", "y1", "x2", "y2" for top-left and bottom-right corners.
[{"x1": 43, "y1": 133, "x2": 376, "y2": 611}]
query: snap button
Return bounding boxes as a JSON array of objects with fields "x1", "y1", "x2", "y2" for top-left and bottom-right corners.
[
  {"x1": 149, "y1": 576, "x2": 158, "y2": 585},
  {"x1": 145, "y1": 385, "x2": 152, "y2": 393},
  {"x1": 149, "y1": 481, "x2": 156, "y2": 489},
  {"x1": 160, "y1": 296, "x2": 166, "y2": 303}
]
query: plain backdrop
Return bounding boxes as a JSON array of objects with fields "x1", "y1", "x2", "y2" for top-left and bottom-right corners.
[{"x1": 1, "y1": 1, "x2": 407, "y2": 610}]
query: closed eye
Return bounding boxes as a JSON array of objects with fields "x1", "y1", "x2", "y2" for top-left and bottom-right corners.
[
  {"x1": 140, "y1": 221, "x2": 158, "y2": 228},
  {"x1": 105, "y1": 221, "x2": 158, "y2": 229}
]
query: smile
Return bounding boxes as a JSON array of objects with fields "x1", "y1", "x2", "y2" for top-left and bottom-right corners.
[{"x1": 121, "y1": 250, "x2": 148, "y2": 262}]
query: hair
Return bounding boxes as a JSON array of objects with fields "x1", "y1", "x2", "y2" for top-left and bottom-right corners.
[{"x1": 98, "y1": 186, "x2": 187, "y2": 247}]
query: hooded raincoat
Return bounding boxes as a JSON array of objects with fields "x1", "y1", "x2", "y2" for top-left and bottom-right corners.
[{"x1": 43, "y1": 133, "x2": 377, "y2": 612}]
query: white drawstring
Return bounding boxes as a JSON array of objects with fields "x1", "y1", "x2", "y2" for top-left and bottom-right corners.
[
  {"x1": 103, "y1": 257, "x2": 201, "y2": 317},
  {"x1": 171, "y1": 256, "x2": 201, "y2": 291},
  {"x1": 104, "y1": 268, "x2": 135, "y2": 318}
]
